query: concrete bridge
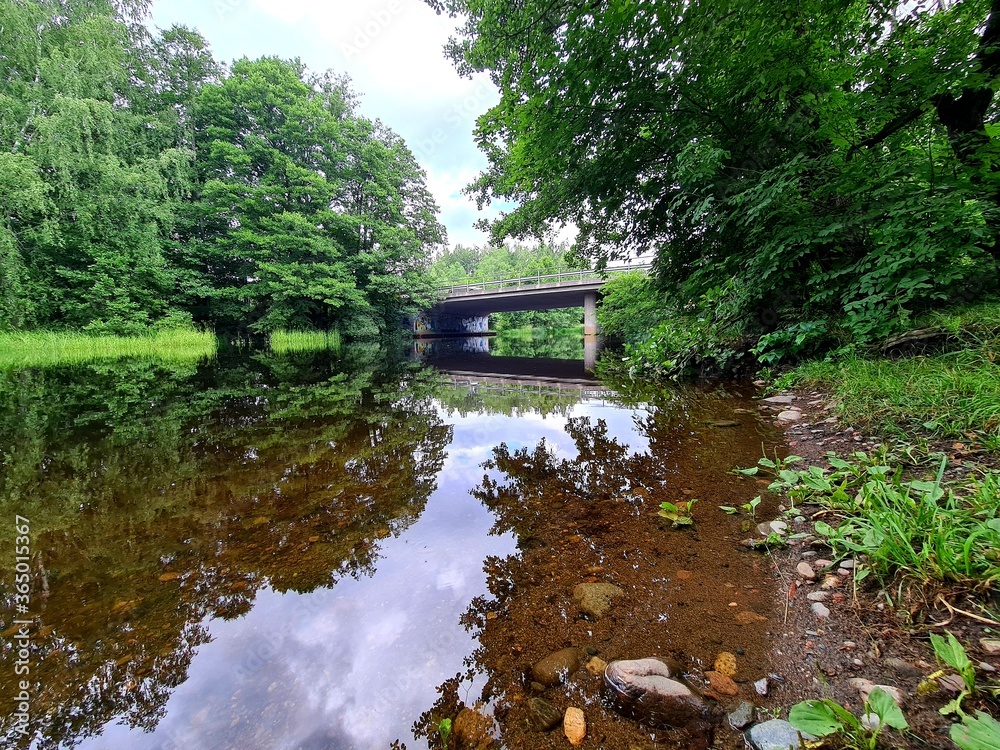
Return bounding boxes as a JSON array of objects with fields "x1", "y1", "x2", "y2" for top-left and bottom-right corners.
[{"x1": 413, "y1": 263, "x2": 652, "y2": 336}]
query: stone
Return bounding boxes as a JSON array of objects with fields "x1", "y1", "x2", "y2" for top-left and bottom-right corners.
[
  {"x1": 454, "y1": 708, "x2": 494, "y2": 748},
  {"x1": 981, "y1": 639, "x2": 1000, "y2": 655},
  {"x1": 770, "y1": 520, "x2": 788, "y2": 535},
  {"x1": 728, "y1": 700, "x2": 756, "y2": 730},
  {"x1": 574, "y1": 582, "x2": 625, "y2": 619},
  {"x1": 811, "y1": 602, "x2": 831, "y2": 618},
  {"x1": 532, "y1": 648, "x2": 583, "y2": 687},
  {"x1": 820, "y1": 575, "x2": 842, "y2": 589},
  {"x1": 603, "y1": 658, "x2": 712, "y2": 729},
  {"x1": 563, "y1": 707, "x2": 586, "y2": 746},
  {"x1": 714, "y1": 652, "x2": 737, "y2": 677},
  {"x1": 586, "y1": 656, "x2": 608, "y2": 676},
  {"x1": 848, "y1": 678, "x2": 905, "y2": 707},
  {"x1": 979, "y1": 661, "x2": 997, "y2": 673},
  {"x1": 762, "y1": 395, "x2": 795, "y2": 405},
  {"x1": 777, "y1": 410, "x2": 803, "y2": 423},
  {"x1": 796, "y1": 562, "x2": 816, "y2": 580},
  {"x1": 707, "y1": 419, "x2": 741, "y2": 428},
  {"x1": 884, "y1": 657, "x2": 922, "y2": 678},
  {"x1": 735, "y1": 610, "x2": 768, "y2": 625},
  {"x1": 806, "y1": 591, "x2": 829, "y2": 602},
  {"x1": 528, "y1": 698, "x2": 563, "y2": 731},
  {"x1": 158, "y1": 572, "x2": 180, "y2": 582},
  {"x1": 754, "y1": 677, "x2": 769, "y2": 696},
  {"x1": 705, "y1": 670, "x2": 739, "y2": 696},
  {"x1": 839, "y1": 558, "x2": 855, "y2": 570},
  {"x1": 746, "y1": 719, "x2": 814, "y2": 750}
]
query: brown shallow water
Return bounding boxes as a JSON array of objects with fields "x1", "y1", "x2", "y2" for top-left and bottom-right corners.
[{"x1": 0, "y1": 338, "x2": 787, "y2": 749}]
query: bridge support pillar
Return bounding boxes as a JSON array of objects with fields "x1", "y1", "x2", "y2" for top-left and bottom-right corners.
[{"x1": 583, "y1": 292, "x2": 599, "y2": 336}]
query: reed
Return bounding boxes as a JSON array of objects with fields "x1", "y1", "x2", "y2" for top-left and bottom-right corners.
[
  {"x1": 0, "y1": 328, "x2": 218, "y2": 369},
  {"x1": 268, "y1": 329, "x2": 342, "y2": 353}
]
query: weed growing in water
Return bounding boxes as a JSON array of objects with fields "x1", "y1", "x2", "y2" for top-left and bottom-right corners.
[
  {"x1": 789, "y1": 687, "x2": 908, "y2": 750},
  {"x1": 659, "y1": 498, "x2": 698, "y2": 527}
]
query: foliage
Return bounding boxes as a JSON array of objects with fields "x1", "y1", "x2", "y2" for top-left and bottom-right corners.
[
  {"x1": 0, "y1": 2, "x2": 442, "y2": 336},
  {"x1": 951, "y1": 711, "x2": 1000, "y2": 750},
  {"x1": 0, "y1": 328, "x2": 217, "y2": 369},
  {"x1": 759, "y1": 448, "x2": 1000, "y2": 585},
  {"x1": 596, "y1": 272, "x2": 669, "y2": 344},
  {"x1": 928, "y1": 631, "x2": 979, "y2": 715},
  {"x1": 658, "y1": 498, "x2": 697, "y2": 527},
  {"x1": 428, "y1": 0, "x2": 1000, "y2": 352},
  {"x1": 789, "y1": 688, "x2": 908, "y2": 750},
  {"x1": 268, "y1": 329, "x2": 342, "y2": 354},
  {"x1": 437, "y1": 717, "x2": 452, "y2": 749}
]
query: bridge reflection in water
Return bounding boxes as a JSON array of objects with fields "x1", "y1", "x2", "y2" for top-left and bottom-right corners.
[{"x1": 413, "y1": 335, "x2": 605, "y2": 383}]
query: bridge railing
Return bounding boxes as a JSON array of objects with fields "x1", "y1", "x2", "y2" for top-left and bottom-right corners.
[{"x1": 436, "y1": 262, "x2": 653, "y2": 297}]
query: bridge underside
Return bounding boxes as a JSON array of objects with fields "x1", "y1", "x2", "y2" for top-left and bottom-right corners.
[{"x1": 416, "y1": 284, "x2": 602, "y2": 335}]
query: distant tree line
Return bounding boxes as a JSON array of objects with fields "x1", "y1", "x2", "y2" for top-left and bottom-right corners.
[{"x1": 0, "y1": 0, "x2": 444, "y2": 336}]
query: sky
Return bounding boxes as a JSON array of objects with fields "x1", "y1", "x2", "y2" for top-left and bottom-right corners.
[{"x1": 148, "y1": 0, "x2": 504, "y2": 248}]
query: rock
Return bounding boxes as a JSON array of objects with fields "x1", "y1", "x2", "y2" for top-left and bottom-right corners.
[
  {"x1": 158, "y1": 572, "x2": 180, "y2": 582},
  {"x1": 811, "y1": 602, "x2": 831, "y2": 618},
  {"x1": 705, "y1": 670, "x2": 739, "y2": 696},
  {"x1": 603, "y1": 658, "x2": 712, "y2": 729},
  {"x1": 806, "y1": 591, "x2": 829, "y2": 602},
  {"x1": 848, "y1": 678, "x2": 905, "y2": 707},
  {"x1": 586, "y1": 656, "x2": 608, "y2": 676},
  {"x1": 820, "y1": 575, "x2": 841, "y2": 589},
  {"x1": 454, "y1": 708, "x2": 494, "y2": 748},
  {"x1": 735, "y1": 610, "x2": 768, "y2": 625},
  {"x1": 707, "y1": 419, "x2": 740, "y2": 428},
  {"x1": 714, "y1": 652, "x2": 737, "y2": 677},
  {"x1": 753, "y1": 677, "x2": 769, "y2": 696},
  {"x1": 532, "y1": 648, "x2": 583, "y2": 686},
  {"x1": 563, "y1": 707, "x2": 586, "y2": 746},
  {"x1": 884, "y1": 657, "x2": 922, "y2": 678},
  {"x1": 796, "y1": 562, "x2": 816, "y2": 580},
  {"x1": 573, "y1": 582, "x2": 625, "y2": 619},
  {"x1": 746, "y1": 719, "x2": 813, "y2": 750},
  {"x1": 979, "y1": 661, "x2": 997, "y2": 673},
  {"x1": 762, "y1": 395, "x2": 795, "y2": 405},
  {"x1": 839, "y1": 558, "x2": 855, "y2": 570},
  {"x1": 728, "y1": 700, "x2": 756, "y2": 730},
  {"x1": 770, "y1": 520, "x2": 788, "y2": 535},
  {"x1": 981, "y1": 639, "x2": 1000, "y2": 655},
  {"x1": 777, "y1": 410, "x2": 803, "y2": 423},
  {"x1": 528, "y1": 698, "x2": 563, "y2": 731},
  {"x1": 814, "y1": 559, "x2": 833, "y2": 568}
]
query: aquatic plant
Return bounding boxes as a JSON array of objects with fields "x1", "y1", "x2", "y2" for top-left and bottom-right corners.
[
  {"x1": 789, "y1": 687, "x2": 908, "y2": 750},
  {"x1": 658, "y1": 498, "x2": 697, "y2": 527},
  {"x1": 0, "y1": 328, "x2": 217, "y2": 369},
  {"x1": 268, "y1": 329, "x2": 342, "y2": 354}
]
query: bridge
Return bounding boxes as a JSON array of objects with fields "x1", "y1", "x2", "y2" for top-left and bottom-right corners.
[{"x1": 413, "y1": 263, "x2": 652, "y2": 336}]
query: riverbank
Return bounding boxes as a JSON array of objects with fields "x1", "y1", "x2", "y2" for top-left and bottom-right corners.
[{"x1": 744, "y1": 386, "x2": 1000, "y2": 749}]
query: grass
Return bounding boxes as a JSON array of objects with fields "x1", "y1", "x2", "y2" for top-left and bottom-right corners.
[
  {"x1": 785, "y1": 302, "x2": 1000, "y2": 448},
  {"x1": 268, "y1": 329, "x2": 341, "y2": 354},
  {"x1": 0, "y1": 328, "x2": 218, "y2": 369}
]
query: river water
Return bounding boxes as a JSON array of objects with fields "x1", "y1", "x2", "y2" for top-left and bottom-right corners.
[{"x1": 0, "y1": 335, "x2": 785, "y2": 749}]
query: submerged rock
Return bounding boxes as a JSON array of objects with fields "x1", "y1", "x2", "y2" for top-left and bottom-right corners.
[
  {"x1": 746, "y1": 719, "x2": 813, "y2": 750},
  {"x1": 727, "y1": 700, "x2": 756, "y2": 730},
  {"x1": 532, "y1": 647, "x2": 583, "y2": 686},
  {"x1": 563, "y1": 707, "x2": 586, "y2": 746},
  {"x1": 602, "y1": 658, "x2": 712, "y2": 730},
  {"x1": 453, "y1": 708, "x2": 493, "y2": 748},
  {"x1": 528, "y1": 698, "x2": 563, "y2": 731},
  {"x1": 573, "y1": 582, "x2": 625, "y2": 619}
]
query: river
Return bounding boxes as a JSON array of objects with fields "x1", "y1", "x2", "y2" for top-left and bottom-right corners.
[{"x1": 0, "y1": 334, "x2": 785, "y2": 749}]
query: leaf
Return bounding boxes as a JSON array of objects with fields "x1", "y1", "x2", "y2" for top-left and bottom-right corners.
[
  {"x1": 951, "y1": 711, "x2": 1000, "y2": 750},
  {"x1": 814, "y1": 520, "x2": 834, "y2": 536},
  {"x1": 930, "y1": 632, "x2": 974, "y2": 689},
  {"x1": 737, "y1": 467, "x2": 759, "y2": 476},
  {"x1": 867, "y1": 688, "x2": 908, "y2": 730},
  {"x1": 719, "y1": 506, "x2": 738, "y2": 514},
  {"x1": 789, "y1": 700, "x2": 844, "y2": 738}
]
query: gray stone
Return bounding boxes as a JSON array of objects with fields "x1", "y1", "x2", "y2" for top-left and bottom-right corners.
[
  {"x1": 762, "y1": 395, "x2": 795, "y2": 405},
  {"x1": 532, "y1": 648, "x2": 583, "y2": 686},
  {"x1": 811, "y1": 602, "x2": 831, "y2": 618},
  {"x1": 806, "y1": 591, "x2": 829, "y2": 602},
  {"x1": 777, "y1": 410, "x2": 803, "y2": 423},
  {"x1": 707, "y1": 419, "x2": 741, "y2": 428},
  {"x1": 528, "y1": 697, "x2": 563, "y2": 731},
  {"x1": 753, "y1": 677, "x2": 769, "y2": 696},
  {"x1": 981, "y1": 639, "x2": 1000, "y2": 655},
  {"x1": 727, "y1": 700, "x2": 756, "y2": 730},
  {"x1": 573, "y1": 582, "x2": 625, "y2": 619},
  {"x1": 839, "y1": 558, "x2": 855, "y2": 570},
  {"x1": 848, "y1": 678, "x2": 906, "y2": 707},
  {"x1": 796, "y1": 562, "x2": 816, "y2": 580},
  {"x1": 746, "y1": 719, "x2": 813, "y2": 750},
  {"x1": 603, "y1": 658, "x2": 711, "y2": 729}
]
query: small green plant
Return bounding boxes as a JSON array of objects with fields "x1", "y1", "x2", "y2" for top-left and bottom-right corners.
[
  {"x1": 438, "y1": 717, "x2": 452, "y2": 749},
  {"x1": 927, "y1": 631, "x2": 978, "y2": 715},
  {"x1": 951, "y1": 711, "x2": 1000, "y2": 750},
  {"x1": 789, "y1": 687, "x2": 908, "y2": 750},
  {"x1": 719, "y1": 495, "x2": 761, "y2": 518},
  {"x1": 659, "y1": 498, "x2": 698, "y2": 527}
]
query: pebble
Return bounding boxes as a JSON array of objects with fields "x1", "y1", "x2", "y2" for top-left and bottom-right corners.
[
  {"x1": 528, "y1": 698, "x2": 563, "y2": 731},
  {"x1": 762, "y1": 395, "x2": 795, "y2": 405},
  {"x1": 794, "y1": 516, "x2": 806, "y2": 523},
  {"x1": 806, "y1": 591, "x2": 829, "y2": 602},
  {"x1": 814, "y1": 559, "x2": 833, "y2": 568},
  {"x1": 777, "y1": 410, "x2": 803, "y2": 423},
  {"x1": 796, "y1": 562, "x2": 816, "y2": 580},
  {"x1": 563, "y1": 707, "x2": 586, "y2": 746},
  {"x1": 532, "y1": 648, "x2": 583, "y2": 686},
  {"x1": 848, "y1": 678, "x2": 906, "y2": 707},
  {"x1": 727, "y1": 701, "x2": 756, "y2": 730},
  {"x1": 746, "y1": 719, "x2": 813, "y2": 750},
  {"x1": 754, "y1": 677, "x2": 769, "y2": 696},
  {"x1": 800, "y1": 551, "x2": 817, "y2": 558},
  {"x1": 839, "y1": 559, "x2": 855, "y2": 570},
  {"x1": 705, "y1": 670, "x2": 739, "y2": 696},
  {"x1": 837, "y1": 568, "x2": 852, "y2": 577},
  {"x1": 981, "y1": 639, "x2": 1000, "y2": 655},
  {"x1": 714, "y1": 652, "x2": 738, "y2": 677},
  {"x1": 586, "y1": 657, "x2": 608, "y2": 676},
  {"x1": 979, "y1": 661, "x2": 996, "y2": 673},
  {"x1": 811, "y1": 603, "x2": 831, "y2": 618},
  {"x1": 574, "y1": 582, "x2": 625, "y2": 619}
]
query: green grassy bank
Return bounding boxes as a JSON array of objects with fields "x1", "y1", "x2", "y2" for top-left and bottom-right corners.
[
  {"x1": 268, "y1": 329, "x2": 342, "y2": 354},
  {"x1": 0, "y1": 328, "x2": 218, "y2": 369}
]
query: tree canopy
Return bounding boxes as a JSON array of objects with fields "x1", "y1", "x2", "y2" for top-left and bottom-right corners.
[
  {"x1": 0, "y1": 0, "x2": 443, "y2": 335},
  {"x1": 429, "y1": 0, "x2": 1000, "y2": 342}
]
